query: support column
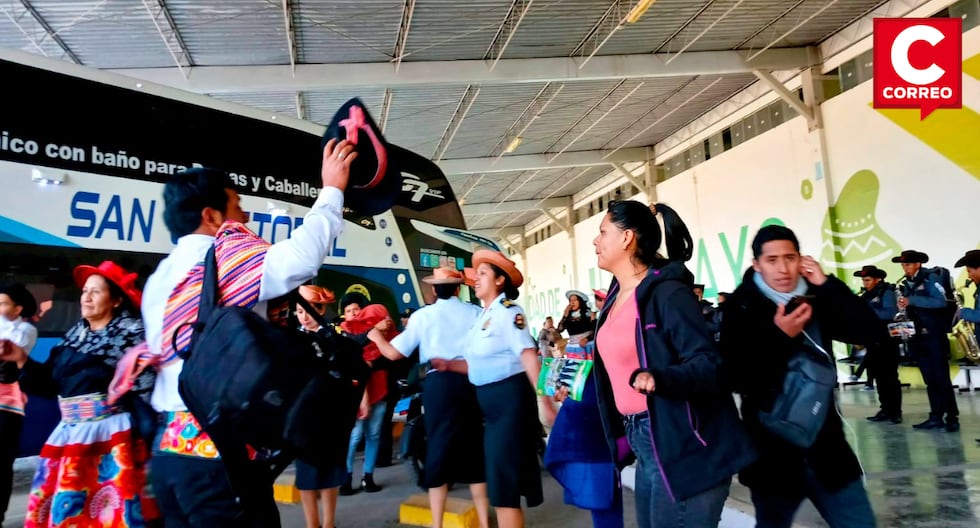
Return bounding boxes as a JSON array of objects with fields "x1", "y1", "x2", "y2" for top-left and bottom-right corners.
[{"x1": 566, "y1": 196, "x2": 579, "y2": 292}]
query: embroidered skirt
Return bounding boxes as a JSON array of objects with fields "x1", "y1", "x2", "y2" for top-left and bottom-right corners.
[{"x1": 25, "y1": 393, "x2": 160, "y2": 527}]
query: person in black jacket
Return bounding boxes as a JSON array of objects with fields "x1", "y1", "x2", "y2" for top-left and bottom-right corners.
[
  {"x1": 591, "y1": 200, "x2": 756, "y2": 528},
  {"x1": 720, "y1": 225, "x2": 879, "y2": 528},
  {"x1": 853, "y1": 265, "x2": 902, "y2": 423}
]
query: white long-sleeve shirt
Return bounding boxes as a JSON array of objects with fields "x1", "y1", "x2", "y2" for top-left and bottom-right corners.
[{"x1": 142, "y1": 187, "x2": 345, "y2": 412}]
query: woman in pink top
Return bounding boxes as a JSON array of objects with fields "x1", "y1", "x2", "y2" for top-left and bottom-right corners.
[{"x1": 591, "y1": 200, "x2": 756, "y2": 528}]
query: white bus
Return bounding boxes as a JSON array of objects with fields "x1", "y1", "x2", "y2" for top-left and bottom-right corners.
[{"x1": 0, "y1": 49, "x2": 496, "y2": 456}]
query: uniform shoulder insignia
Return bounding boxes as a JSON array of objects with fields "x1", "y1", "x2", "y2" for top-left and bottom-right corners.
[
  {"x1": 513, "y1": 313, "x2": 526, "y2": 330},
  {"x1": 500, "y1": 298, "x2": 517, "y2": 308}
]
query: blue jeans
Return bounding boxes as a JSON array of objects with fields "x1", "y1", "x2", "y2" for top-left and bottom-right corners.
[
  {"x1": 625, "y1": 415, "x2": 730, "y2": 528},
  {"x1": 751, "y1": 467, "x2": 876, "y2": 528},
  {"x1": 346, "y1": 400, "x2": 387, "y2": 474}
]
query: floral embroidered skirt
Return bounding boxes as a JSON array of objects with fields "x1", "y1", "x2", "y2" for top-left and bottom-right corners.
[{"x1": 25, "y1": 394, "x2": 159, "y2": 527}]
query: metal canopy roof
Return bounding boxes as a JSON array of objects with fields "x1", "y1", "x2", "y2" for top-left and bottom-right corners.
[{"x1": 0, "y1": 0, "x2": 892, "y2": 232}]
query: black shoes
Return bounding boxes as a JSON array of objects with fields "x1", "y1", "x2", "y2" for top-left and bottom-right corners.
[
  {"x1": 912, "y1": 418, "x2": 945, "y2": 430},
  {"x1": 866, "y1": 411, "x2": 902, "y2": 424},
  {"x1": 361, "y1": 473, "x2": 382, "y2": 493},
  {"x1": 945, "y1": 418, "x2": 960, "y2": 433},
  {"x1": 339, "y1": 473, "x2": 357, "y2": 496}
]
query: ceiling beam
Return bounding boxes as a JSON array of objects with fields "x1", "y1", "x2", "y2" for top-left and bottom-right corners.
[
  {"x1": 433, "y1": 84, "x2": 480, "y2": 160},
  {"x1": 463, "y1": 197, "x2": 568, "y2": 215},
  {"x1": 282, "y1": 0, "x2": 298, "y2": 74},
  {"x1": 485, "y1": 0, "x2": 534, "y2": 71},
  {"x1": 142, "y1": 0, "x2": 192, "y2": 77},
  {"x1": 470, "y1": 226, "x2": 525, "y2": 239},
  {"x1": 109, "y1": 47, "x2": 812, "y2": 93},
  {"x1": 378, "y1": 88, "x2": 392, "y2": 132},
  {"x1": 1, "y1": 0, "x2": 81, "y2": 64},
  {"x1": 570, "y1": 0, "x2": 630, "y2": 68},
  {"x1": 438, "y1": 147, "x2": 647, "y2": 175},
  {"x1": 391, "y1": 0, "x2": 416, "y2": 71}
]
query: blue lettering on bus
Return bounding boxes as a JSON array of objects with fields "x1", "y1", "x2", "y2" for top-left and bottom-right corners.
[{"x1": 67, "y1": 191, "x2": 156, "y2": 243}]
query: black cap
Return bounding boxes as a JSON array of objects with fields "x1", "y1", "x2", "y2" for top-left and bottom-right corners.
[
  {"x1": 0, "y1": 283, "x2": 37, "y2": 319},
  {"x1": 853, "y1": 265, "x2": 887, "y2": 279},
  {"x1": 954, "y1": 249, "x2": 980, "y2": 268},
  {"x1": 891, "y1": 250, "x2": 929, "y2": 264},
  {"x1": 692, "y1": 283, "x2": 705, "y2": 290}
]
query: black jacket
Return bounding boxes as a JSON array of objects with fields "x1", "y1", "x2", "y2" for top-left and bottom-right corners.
[
  {"x1": 593, "y1": 261, "x2": 757, "y2": 501},
  {"x1": 720, "y1": 269, "x2": 879, "y2": 493}
]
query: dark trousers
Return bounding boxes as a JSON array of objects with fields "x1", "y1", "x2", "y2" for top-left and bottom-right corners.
[
  {"x1": 912, "y1": 333, "x2": 958, "y2": 420},
  {"x1": 151, "y1": 455, "x2": 281, "y2": 528},
  {"x1": 751, "y1": 467, "x2": 876, "y2": 528},
  {"x1": 0, "y1": 411, "x2": 22, "y2": 523},
  {"x1": 868, "y1": 339, "x2": 902, "y2": 417}
]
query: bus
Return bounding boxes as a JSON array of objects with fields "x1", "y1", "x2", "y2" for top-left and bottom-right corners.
[{"x1": 0, "y1": 48, "x2": 497, "y2": 456}]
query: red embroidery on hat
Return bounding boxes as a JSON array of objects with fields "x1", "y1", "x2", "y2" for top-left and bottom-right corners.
[{"x1": 339, "y1": 105, "x2": 388, "y2": 190}]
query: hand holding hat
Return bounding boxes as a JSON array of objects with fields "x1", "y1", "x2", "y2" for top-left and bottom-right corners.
[{"x1": 320, "y1": 138, "x2": 357, "y2": 192}]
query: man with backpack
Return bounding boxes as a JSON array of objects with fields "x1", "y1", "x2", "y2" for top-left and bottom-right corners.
[
  {"x1": 131, "y1": 138, "x2": 355, "y2": 527},
  {"x1": 892, "y1": 250, "x2": 959, "y2": 432}
]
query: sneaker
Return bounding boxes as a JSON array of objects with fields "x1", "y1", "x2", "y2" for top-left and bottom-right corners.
[
  {"x1": 848, "y1": 375, "x2": 859, "y2": 382},
  {"x1": 361, "y1": 473, "x2": 382, "y2": 493}
]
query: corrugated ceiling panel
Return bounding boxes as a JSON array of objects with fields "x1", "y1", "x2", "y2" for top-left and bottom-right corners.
[
  {"x1": 207, "y1": 91, "x2": 299, "y2": 119},
  {"x1": 511, "y1": 79, "x2": 624, "y2": 156},
  {"x1": 295, "y1": 0, "x2": 402, "y2": 63},
  {"x1": 737, "y1": 0, "x2": 888, "y2": 50},
  {"x1": 502, "y1": 0, "x2": 612, "y2": 59},
  {"x1": 588, "y1": 0, "x2": 722, "y2": 56},
  {"x1": 400, "y1": 0, "x2": 513, "y2": 62},
  {"x1": 166, "y1": 0, "x2": 289, "y2": 65},
  {"x1": 28, "y1": 0, "x2": 174, "y2": 67},
  {"x1": 304, "y1": 87, "x2": 388, "y2": 124},
  {"x1": 384, "y1": 84, "x2": 471, "y2": 158},
  {"x1": 440, "y1": 82, "x2": 549, "y2": 159}
]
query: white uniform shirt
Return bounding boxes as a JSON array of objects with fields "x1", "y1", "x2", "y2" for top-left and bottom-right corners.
[
  {"x1": 0, "y1": 316, "x2": 37, "y2": 354},
  {"x1": 142, "y1": 187, "x2": 344, "y2": 412},
  {"x1": 464, "y1": 293, "x2": 535, "y2": 386},
  {"x1": 390, "y1": 297, "x2": 480, "y2": 363}
]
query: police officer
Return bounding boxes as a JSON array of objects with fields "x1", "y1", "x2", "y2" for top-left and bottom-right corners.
[
  {"x1": 893, "y1": 250, "x2": 959, "y2": 431},
  {"x1": 367, "y1": 267, "x2": 489, "y2": 528},
  {"x1": 438, "y1": 249, "x2": 553, "y2": 528},
  {"x1": 853, "y1": 265, "x2": 902, "y2": 423}
]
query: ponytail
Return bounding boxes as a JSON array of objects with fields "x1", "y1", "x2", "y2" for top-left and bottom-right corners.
[
  {"x1": 606, "y1": 200, "x2": 694, "y2": 267},
  {"x1": 652, "y1": 203, "x2": 693, "y2": 263}
]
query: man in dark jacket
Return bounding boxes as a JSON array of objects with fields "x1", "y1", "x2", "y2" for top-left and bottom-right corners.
[
  {"x1": 853, "y1": 265, "x2": 902, "y2": 423},
  {"x1": 893, "y1": 249, "x2": 959, "y2": 431},
  {"x1": 720, "y1": 225, "x2": 878, "y2": 528}
]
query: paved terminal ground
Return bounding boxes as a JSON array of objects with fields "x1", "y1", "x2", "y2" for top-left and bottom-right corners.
[{"x1": 4, "y1": 389, "x2": 980, "y2": 527}]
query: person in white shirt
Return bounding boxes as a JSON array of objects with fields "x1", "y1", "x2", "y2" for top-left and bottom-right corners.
[
  {"x1": 117, "y1": 138, "x2": 355, "y2": 528},
  {"x1": 0, "y1": 283, "x2": 37, "y2": 524},
  {"x1": 368, "y1": 266, "x2": 490, "y2": 528}
]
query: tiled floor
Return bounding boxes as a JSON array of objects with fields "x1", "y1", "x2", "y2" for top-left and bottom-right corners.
[{"x1": 4, "y1": 389, "x2": 980, "y2": 527}]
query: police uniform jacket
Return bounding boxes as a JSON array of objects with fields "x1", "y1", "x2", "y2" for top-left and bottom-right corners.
[
  {"x1": 464, "y1": 293, "x2": 535, "y2": 386},
  {"x1": 391, "y1": 297, "x2": 481, "y2": 363}
]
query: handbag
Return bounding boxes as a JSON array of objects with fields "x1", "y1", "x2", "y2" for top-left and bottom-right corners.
[{"x1": 757, "y1": 335, "x2": 838, "y2": 449}]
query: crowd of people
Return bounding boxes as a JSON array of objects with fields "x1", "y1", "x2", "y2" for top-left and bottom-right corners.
[{"x1": 0, "y1": 112, "x2": 977, "y2": 528}]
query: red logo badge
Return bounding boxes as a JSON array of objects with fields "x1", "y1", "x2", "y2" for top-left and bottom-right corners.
[{"x1": 873, "y1": 18, "x2": 962, "y2": 120}]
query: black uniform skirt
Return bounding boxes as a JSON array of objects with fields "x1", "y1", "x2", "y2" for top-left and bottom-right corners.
[
  {"x1": 475, "y1": 372, "x2": 544, "y2": 509},
  {"x1": 421, "y1": 371, "x2": 486, "y2": 488}
]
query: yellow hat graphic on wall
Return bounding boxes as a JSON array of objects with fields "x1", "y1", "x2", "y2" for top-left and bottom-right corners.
[{"x1": 819, "y1": 170, "x2": 904, "y2": 289}]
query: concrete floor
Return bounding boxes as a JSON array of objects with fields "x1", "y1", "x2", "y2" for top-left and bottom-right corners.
[{"x1": 4, "y1": 389, "x2": 980, "y2": 527}]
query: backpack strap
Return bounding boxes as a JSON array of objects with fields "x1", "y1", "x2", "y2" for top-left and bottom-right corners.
[{"x1": 172, "y1": 245, "x2": 221, "y2": 359}]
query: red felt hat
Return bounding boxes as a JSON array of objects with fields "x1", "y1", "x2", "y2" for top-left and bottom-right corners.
[{"x1": 73, "y1": 261, "x2": 142, "y2": 308}]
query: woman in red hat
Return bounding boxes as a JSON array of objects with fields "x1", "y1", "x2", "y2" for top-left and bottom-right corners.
[{"x1": 8, "y1": 261, "x2": 159, "y2": 527}]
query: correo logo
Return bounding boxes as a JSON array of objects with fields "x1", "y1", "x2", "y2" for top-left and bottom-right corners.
[{"x1": 872, "y1": 18, "x2": 962, "y2": 120}]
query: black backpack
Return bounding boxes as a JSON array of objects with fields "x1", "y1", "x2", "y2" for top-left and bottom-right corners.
[
  {"x1": 175, "y1": 246, "x2": 368, "y2": 482},
  {"x1": 926, "y1": 266, "x2": 957, "y2": 331}
]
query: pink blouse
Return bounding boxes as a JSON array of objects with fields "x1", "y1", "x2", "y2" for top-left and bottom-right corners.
[{"x1": 596, "y1": 291, "x2": 648, "y2": 416}]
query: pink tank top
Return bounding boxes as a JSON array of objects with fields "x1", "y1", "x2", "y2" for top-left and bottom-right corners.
[{"x1": 596, "y1": 291, "x2": 648, "y2": 416}]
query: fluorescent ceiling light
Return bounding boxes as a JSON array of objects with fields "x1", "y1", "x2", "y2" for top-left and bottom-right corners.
[
  {"x1": 503, "y1": 136, "x2": 523, "y2": 153},
  {"x1": 625, "y1": 0, "x2": 656, "y2": 24}
]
